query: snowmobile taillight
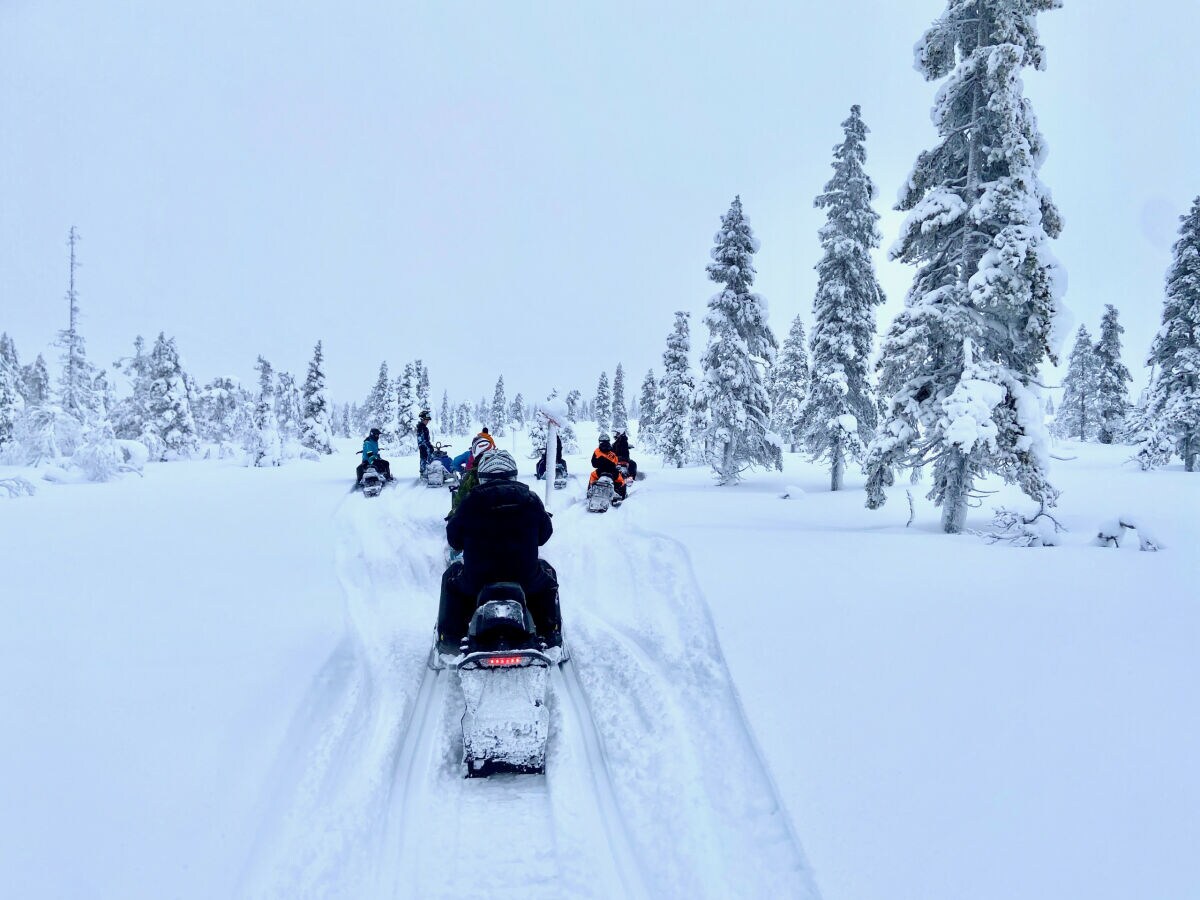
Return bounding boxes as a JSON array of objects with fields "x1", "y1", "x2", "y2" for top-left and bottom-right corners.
[{"x1": 483, "y1": 655, "x2": 527, "y2": 667}]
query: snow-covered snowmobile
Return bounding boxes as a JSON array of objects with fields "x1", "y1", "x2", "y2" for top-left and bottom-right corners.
[
  {"x1": 423, "y1": 443, "x2": 459, "y2": 490},
  {"x1": 360, "y1": 460, "x2": 388, "y2": 498},
  {"x1": 587, "y1": 473, "x2": 617, "y2": 512},
  {"x1": 553, "y1": 460, "x2": 568, "y2": 490},
  {"x1": 453, "y1": 583, "x2": 561, "y2": 777}
]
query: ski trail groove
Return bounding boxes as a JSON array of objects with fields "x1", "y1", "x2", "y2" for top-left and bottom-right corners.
[{"x1": 554, "y1": 660, "x2": 652, "y2": 900}]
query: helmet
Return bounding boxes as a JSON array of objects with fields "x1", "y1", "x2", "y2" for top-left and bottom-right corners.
[
  {"x1": 598, "y1": 433, "x2": 610, "y2": 443},
  {"x1": 471, "y1": 438, "x2": 492, "y2": 459},
  {"x1": 476, "y1": 449, "x2": 518, "y2": 481},
  {"x1": 368, "y1": 428, "x2": 381, "y2": 439},
  {"x1": 419, "y1": 409, "x2": 431, "y2": 421}
]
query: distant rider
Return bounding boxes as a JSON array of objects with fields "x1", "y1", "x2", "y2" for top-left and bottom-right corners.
[
  {"x1": 589, "y1": 433, "x2": 627, "y2": 501},
  {"x1": 535, "y1": 434, "x2": 567, "y2": 480},
  {"x1": 450, "y1": 436, "x2": 495, "y2": 514},
  {"x1": 356, "y1": 428, "x2": 394, "y2": 485},
  {"x1": 438, "y1": 449, "x2": 562, "y2": 652},
  {"x1": 417, "y1": 410, "x2": 433, "y2": 474},
  {"x1": 612, "y1": 431, "x2": 637, "y2": 481}
]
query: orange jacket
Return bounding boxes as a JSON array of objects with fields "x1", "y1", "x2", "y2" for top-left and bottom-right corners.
[{"x1": 589, "y1": 448, "x2": 625, "y2": 485}]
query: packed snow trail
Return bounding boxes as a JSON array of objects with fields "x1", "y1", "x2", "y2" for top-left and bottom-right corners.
[{"x1": 245, "y1": 470, "x2": 819, "y2": 899}]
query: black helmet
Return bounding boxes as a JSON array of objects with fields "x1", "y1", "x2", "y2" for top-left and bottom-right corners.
[
  {"x1": 368, "y1": 427, "x2": 381, "y2": 439},
  {"x1": 419, "y1": 409, "x2": 431, "y2": 421}
]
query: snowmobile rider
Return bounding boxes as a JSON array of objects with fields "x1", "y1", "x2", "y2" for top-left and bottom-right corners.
[
  {"x1": 612, "y1": 431, "x2": 637, "y2": 481},
  {"x1": 438, "y1": 449, "x2": 562, "y2": 652},
  {"x1": 472, "y1": 427, "x2": 496, "y2": 453},
  {"x1": 417, "y1": 410, "x2": 433, "y2": 473},
  {"x1": 590, "y1": 434, "x2": 627, "y2": 500},
  {"x1": 535, "y1": 434, "x2": 567, "y2": 480},
  {"x1": 449, "y1": 437, "x2": 494, "y2": 514},
  {"x1": 356, "y1": 428, "x2": 394, "y2": 485}
]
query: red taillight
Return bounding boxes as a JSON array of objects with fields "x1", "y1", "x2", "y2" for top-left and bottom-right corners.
[{"x1": 483, "y1": 655, "x2": 525, "y2": 667}]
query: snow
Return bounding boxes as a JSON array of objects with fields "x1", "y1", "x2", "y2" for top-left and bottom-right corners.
[{"x1": 1, "y1": 432, "x2": 1196, "y2": 900}]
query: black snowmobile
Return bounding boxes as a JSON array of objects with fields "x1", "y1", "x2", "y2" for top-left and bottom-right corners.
[
  {"x1": 359, "y1": 459, "x2": 388, "y2": 498},
  {"x1": 432, "y1": 582, "x2": 566, "y2": 777}
]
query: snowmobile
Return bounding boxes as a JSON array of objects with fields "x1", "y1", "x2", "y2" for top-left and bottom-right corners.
[
  {"x1": 423, "y1": 443, "x2": 460, "y2": 490},
  {"x1": 360, "y1": 460, "x2": 388, "y2": 498},
  {"x1": 437, "y1": 583, "x2": 564, "y2": 777},
  {"x1": 587, "y1": 473, "x2": 618, "y2": 512},
  {"x1": 553, "y1": 460, "x2": 568, "y2": 490}
]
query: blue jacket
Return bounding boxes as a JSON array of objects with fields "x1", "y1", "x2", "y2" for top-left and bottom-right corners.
[
  {"x1": 362, "y1": 438, "x2": 380, "y2": 463},
  {"x1": 451, "y1": 449, "x2": 472, "y2": 471}
]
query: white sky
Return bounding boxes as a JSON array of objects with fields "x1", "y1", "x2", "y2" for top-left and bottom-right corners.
[{"x1": 2, "y1": 1, "x2": 1196, "y2": 407}]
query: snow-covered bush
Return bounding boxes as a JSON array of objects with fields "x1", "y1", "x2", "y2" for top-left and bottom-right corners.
[
  {"x1": 974, "y1": 506, "x2": 1063, "y2": 548},
  {"x1": 73, "y1": 423, "x2": 127, "y2": 482},
  {"x1": 1095, "y1": 517, "x2": 1162, "y2": 551},
  {"x1": 0, "y1": 476, "x2": 35, "y2": 498}
]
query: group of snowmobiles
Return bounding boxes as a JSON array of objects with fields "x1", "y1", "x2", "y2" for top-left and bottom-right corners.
[{"x1": 352, "y1": 414, "x2": 643, "y2": 777}]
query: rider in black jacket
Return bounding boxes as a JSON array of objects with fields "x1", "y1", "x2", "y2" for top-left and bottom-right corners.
[{"x1": 438, "y1": 450, "x2": 562, "y2": 652}]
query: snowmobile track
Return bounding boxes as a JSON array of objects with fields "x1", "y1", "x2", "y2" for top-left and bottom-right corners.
[{"x1": 554, "y1": 659, "x2": 651, "y2": 899}]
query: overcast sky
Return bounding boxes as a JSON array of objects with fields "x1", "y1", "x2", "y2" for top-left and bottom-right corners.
[{"x1": 2, "y1": 1, "x2": 1196, "y2": 410}]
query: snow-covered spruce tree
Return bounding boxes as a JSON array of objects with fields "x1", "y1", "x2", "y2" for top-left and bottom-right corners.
[
  {"x1": 611, "y1": 364, "x2": 628, "y2": 433},
  {"x1": 798, "y1": 107, "x2": 886, "y2": 490},
  {"x1": 637, "y1": 369, "x2": 659, "y2": 449},
  {"x1": 659, "y1": 311, "x2": 696, "y2": 468},
  {"x1": 1052, "y1": 325, "x2": 1102, "y2": 441},
  {"x1": 274, "y1": 371, "x2": 302, "y2": 451},
  {"x1": 566, "y1": 389, "x2": 581, "y2": 423},
  {"x1": 20, "y1": 354, "x2": 51, "y2": 407},
  {"x1": 340, "y1": 405, "x2": 352, "y2": 439},
  {"x1": 490, "y1": 376, "x2": 508, "y2": 436},
  {"x1": 594, "y1": 371, "x2": 611, "y2": 437},
  {"x1": 439, "y1": 390, "x2": 451, "y2": 434},
  {"x1": 510, "y1": 393, "x2": 526, "y2": 430},
  {"x1": 194, "y1": 377, "x2": 246, "y2": 445},
  {"x1": 56, "y1": 227, "x2": 101, "y2": 433},
  {"x1": 300, "y1": 340, "x2": 333, "y2": 455},
  {"x1": 770, "y1": 315, "x2": 811, "y2": 454},
  {"x1": 454, "y1": 401, "x2": 472, "y2": 436},
  {"x1": 246, "y1": 356, "x2": 283, "y2": 466},
  {"x1": 0, "y1": 333, "x2": 22, "y2": 451},
  {"x1": 1137, "y1": 197, "x2": 1200, "y2": 471},
  {"x1": 1094, "y1": 304, "x2": 1133, "y2": 444},
  {"x1": 362, "y1": 362, "x2": 393, "y2": 441},
  {"x1": 395, "y1": 362, "x2": 419, "y2": 452},
  {"x1": 864, "y1": 1, "x2": 1066, "y2": 532},
  {"x1": 416, "y1": 360, "x2": 430, "y2": 413},
  {"x1": 144, "y1": 333, "x2": 199, "y2": 459},
  {"x1": 697, "y1": 196, "x2": 781, "y2": 483},
  {"x1": 110, "y1": 336, "x2": 152, "y2": 440}
]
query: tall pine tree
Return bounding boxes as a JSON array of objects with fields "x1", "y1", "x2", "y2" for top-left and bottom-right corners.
[
  {"x1": 1137, "y1": 197, "x2": 1200, "y2": 471},
  {"x1": 362, "y1": 362, "x2": 393, "y2": 441},
  {"x1": 1094, "y1": 305, "x2": 1132, "y2": 444},
  {"x1": 659, "y1": 312, "x2": 696, "y2": 468},
  {"x1": 1052, "y1": 325, "x2": 1102, "y2": 441},
  {"x1": 246, "y1": 356, "x2": 283, "y2": 466},
  {"x1": 594, "y1": 371, "x2": 611, "y2": 437},
  {"x1": 698, "y1": 196, "x2": 780, "y2": 483},
  {"x1": 56, "y1": 227, "x2": 101, "y2": 431},
  {"x1": 490, "y1": 376, "x2": 508, "y2": 436},
  {"x1": 770, "y1": 316, "x2": 810, "y2": 454},
  {"x1": 637, "y1": 369, "x2": 659, "y2": 450},
  {"x1": 611, "y1": 364, "x2": 628, "y2": 433},
  {"x1": 864, "y1": 0, "x2": 1066, "y2": 532},
  {"x1": 145, "y1": 333, "x2": 199, "y2": 459},
  {"x1": 300, "y1": 340, "x2": 334, "y2": 454},
  {"x1": 799, "y1": 106, "x2": 886, "y2": 490}
]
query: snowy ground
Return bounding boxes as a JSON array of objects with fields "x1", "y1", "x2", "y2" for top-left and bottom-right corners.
[{"x1": 1, "y1": 432, "x2": 1196, "y2": 899}]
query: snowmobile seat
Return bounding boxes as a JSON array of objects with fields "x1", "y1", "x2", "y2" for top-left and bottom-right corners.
[{"x1": 468, "y1": 583, "x2": 538, "y2": 650}]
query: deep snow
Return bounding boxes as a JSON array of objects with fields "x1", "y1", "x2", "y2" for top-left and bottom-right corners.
[{"x1": 1, "y1": 431, "x2": 1196, "y2": 900}]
